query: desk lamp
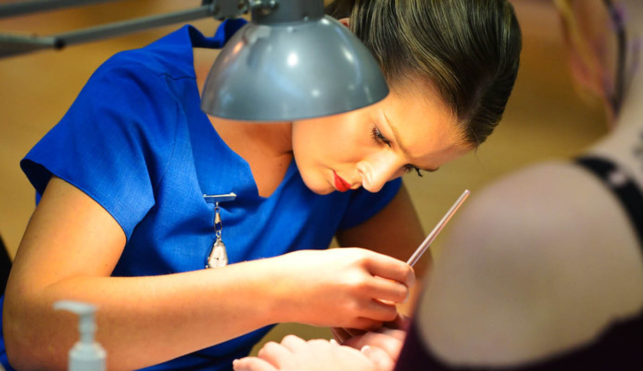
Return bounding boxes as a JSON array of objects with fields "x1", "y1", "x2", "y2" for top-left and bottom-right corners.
[{"x1": 0, "y1": 0, "x2": 389, "y2": 120}]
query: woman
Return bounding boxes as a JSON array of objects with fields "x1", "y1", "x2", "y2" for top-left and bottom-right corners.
[
  {"x1": 1, "y1": 0, "x2": 521, "y2": 370},
  {"x1": 233, "y1": 0, "x2": 643, "y2": 370}
]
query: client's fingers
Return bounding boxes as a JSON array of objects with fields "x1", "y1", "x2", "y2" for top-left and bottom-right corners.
[
  {"x1": 280, "y1": 334, "x2": 308, "y2": 352},
  {"x1": 344, "y1": 330, "x2": 406, "y2": 361},
  {"x1": 361, "y1": 346, "x2": 396, "y2": 371},
  {"x1": 257, "y1": 341, "x2": 291, "y2": 367},
  {"x1": 233, "y1": 357, "x2": 278, "y2": 371}
]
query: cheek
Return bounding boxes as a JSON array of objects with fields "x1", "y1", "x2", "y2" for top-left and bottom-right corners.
[
  {"x1": 292, "y1": 123, "x2": 330, "y2": 162},
  {"x1": 291, "y1": 122, "x2": 339, "y2": 179},
  {"x1": 293, "y1": 119, "x2": 366, "y2": 164}
]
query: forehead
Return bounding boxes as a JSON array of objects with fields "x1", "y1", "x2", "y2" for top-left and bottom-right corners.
[{"x1": 380, "y1": 82, "x2": 469, "y2": 163}]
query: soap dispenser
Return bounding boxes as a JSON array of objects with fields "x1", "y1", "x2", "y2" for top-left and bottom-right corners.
[{"x1": 54, "y1": 300, "x2": 106, "y2": 371}]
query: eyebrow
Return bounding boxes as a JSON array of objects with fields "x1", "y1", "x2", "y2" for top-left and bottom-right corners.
[{"x1": 383, "y1": 112, "x2": 440, "y2": 173}]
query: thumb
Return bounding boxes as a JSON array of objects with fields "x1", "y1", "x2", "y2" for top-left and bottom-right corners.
[{"x1": 361, "y1": 346, "x2": 396, "y2": 371}]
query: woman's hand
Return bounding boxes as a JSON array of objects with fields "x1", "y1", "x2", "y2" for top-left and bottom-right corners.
[
  {"x1": 232, "y1": 335, "x2": 395, "y2": 371},
  {"x1": 265, "y1": 248, "x2": 415, "y2": 330}
]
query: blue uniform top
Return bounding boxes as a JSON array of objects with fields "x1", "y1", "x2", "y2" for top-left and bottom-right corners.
[{"x1": 0, "y1": 20, "x2": 401, "y2": 371}]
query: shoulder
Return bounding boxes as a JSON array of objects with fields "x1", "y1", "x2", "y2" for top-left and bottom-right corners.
[
  {"x1": 418, "y1": 161, "x2": 643, "y2": 366},
  {"x1": 446, "y1": 160, "x2": 641, "y2": 262},
  {"x1": 436, "y1": 162, "x2": 593, "y2": 278},
  {"x1": 446, "y1": 161, "x2": 643, "y2": 312},
  {"x1": 85, "y1": 27, "x2": 195, "y2": 106},
  {"x1": 100, "y1": 26, "x2": 195, "y2": 81},
  {"x1": 87, "y1": 55, "x2": 175, "y2": 101},
  {"x1": 66, "y1": 52, "x2": 188, "y2": 145}
]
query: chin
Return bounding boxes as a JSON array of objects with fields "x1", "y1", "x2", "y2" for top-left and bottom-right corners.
[
  {"x1": 299, "y1": 172, "x2": 334, "y2": 195},
  {"x1": 306, "y1": 182, "x2": 334, "y2": 196}
]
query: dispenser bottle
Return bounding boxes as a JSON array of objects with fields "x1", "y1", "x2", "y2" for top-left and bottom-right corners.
[{"x1": 54, "y1": 300, "x2": 106, "y2": 371}]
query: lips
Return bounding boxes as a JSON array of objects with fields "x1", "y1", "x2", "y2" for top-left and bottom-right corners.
[{"x1": 333, "y1": 171, "x2": 351, "y2": 192}]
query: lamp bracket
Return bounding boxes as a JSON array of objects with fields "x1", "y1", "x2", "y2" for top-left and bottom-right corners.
[
  {"x1": 249, "y1": 0, "x2": 278, "y2": 17},
  {"x1": 250, "y1": 0, "x2": 323, "y2": 25},
  {"x1": 212, "y1": 0, "x2": 250, "y2": 20}
]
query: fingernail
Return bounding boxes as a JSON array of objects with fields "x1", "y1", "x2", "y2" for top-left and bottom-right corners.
[{"x1": 361, "y1": 345, "x2": 371, "y2": 353}]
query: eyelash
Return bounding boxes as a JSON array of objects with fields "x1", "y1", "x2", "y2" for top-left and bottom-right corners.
[{"x1": 370, "y1": 126, "x2": 423, "y2": 177}]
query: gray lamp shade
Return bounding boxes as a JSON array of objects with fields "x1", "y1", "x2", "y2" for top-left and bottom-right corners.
[{"x1": 200, "y1": 15, "x2": 389, "y2": 122}]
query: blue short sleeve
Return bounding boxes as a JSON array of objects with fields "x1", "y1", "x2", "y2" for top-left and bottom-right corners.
[
  {"x1": 338, "y1": 178, "x2": 402, "y2": 230},
  {"x1": 21, "y1": 63, "x2": 179, "y2": 240}
]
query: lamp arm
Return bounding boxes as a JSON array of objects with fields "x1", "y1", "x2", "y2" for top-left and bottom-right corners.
[
  {"x1": 0, "y1": 0, "x2": 249, "y2": 59},
  {"x1": 0, "y1": 0, "x2": 122, "y2": 19}
]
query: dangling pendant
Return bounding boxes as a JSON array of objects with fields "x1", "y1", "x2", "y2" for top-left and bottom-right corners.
[
  {"x1": 203, "y1": 193, "x2": 236, "y2": 269},
  {"x1": 207, "y1": 236, "x2": 228, "y2": 268},
  {"x1": 206, "y1": 202, "x2": 228, "y2": 268}
]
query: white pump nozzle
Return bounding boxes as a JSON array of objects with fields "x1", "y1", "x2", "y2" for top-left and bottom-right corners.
[{"x1": 54, "y1": 300, "x2": 106, "y2": 371}]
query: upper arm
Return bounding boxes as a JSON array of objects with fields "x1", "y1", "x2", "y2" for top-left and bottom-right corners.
[
  {"x1": 415, "y1": 162, "x2": 643, "y2": 367},
  {"x1": 336, "y1": 183, "x2": 427, "y2": 274},
  {"x1": 7, "y1": 176, "x2": 126, "y2": 296},
  {"x1": 9, "y1": 65, "x2": 178, "y2": 294}
]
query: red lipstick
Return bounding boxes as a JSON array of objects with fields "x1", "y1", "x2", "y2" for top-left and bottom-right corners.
[{"x1": 333, "y1": 171, "x2": 351, "y2": 192}]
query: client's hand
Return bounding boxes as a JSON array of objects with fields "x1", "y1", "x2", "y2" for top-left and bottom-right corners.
[
  {"x1": 332, "y1": 312, "x2": 410, "y2": 347},
  {"x1": 232, "y1": 335, "x2": 395, "y2": 371},
  {"x1": 342, "y1": 327, "x2": 407, "y2": 363}
]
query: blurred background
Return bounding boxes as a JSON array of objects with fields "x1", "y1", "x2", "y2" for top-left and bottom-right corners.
[{"x1": 0, "y1": 0, "x2": 606, "y2": 357}]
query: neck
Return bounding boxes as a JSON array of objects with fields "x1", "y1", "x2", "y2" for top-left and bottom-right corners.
[
  {"x1": 591, "y1": 1, "x2": 643, "y2": 185},
  {"x1": 617, "y1": 62, "x2": 643, "y2": 130},
  {"x1": 209, "y1": 116, "x2": 294, "y2": 158}
]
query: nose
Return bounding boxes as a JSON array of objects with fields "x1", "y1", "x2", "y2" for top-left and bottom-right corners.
[{"x1": 356, "y1": 155, "x2": 401, "y2": 193}]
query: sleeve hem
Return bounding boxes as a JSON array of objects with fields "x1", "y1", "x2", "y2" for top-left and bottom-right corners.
[{"x1": 20, "y1": 159, "x2": 131, "y2": 241}]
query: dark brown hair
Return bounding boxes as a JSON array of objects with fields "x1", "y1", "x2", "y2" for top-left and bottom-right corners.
[{"x1": 326, "y1": 0, "x2": 522, "y2": 146}]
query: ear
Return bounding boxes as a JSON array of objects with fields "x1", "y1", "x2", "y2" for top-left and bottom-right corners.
[{"x1": 338, "y1": 17, "x2": 350, "y2": 28}]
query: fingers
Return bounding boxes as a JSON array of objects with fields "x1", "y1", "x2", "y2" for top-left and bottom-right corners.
[
  {"x1": 375, "y1": 327, "x2": 407, "y2": 342},
  {"x1": 350, "y1": 317, "x2": 384, "y2": 332},
  {"x1": 366, "y1": 276, "x2": 409, "y2": 304},
  {"x1": 307, "y1": 338, "x2": 335, "y2": 349},
  {"x1": 364, "y1": 298, "x2": 399, "y2": 323},
  {"x1": 384, "y1": 313, "x2": 410, "y2": 331},
  {"x1": 279, "y1": 334, "x2": 307, "y2": 352},
  {"x1": 344, "y1": 331, "x2": 406, "y2": 361},
  {"x1": 361, "y1": 346, "x2": 396, "y2": 371},
  {"x1": 363, "y1": 253, "x2": 415, "y2": 288},
  {"x1": 257, "y1": 341, "x2": 291, "y2": 367},
  {"x1": 233, "y1": 357, "x2": 278, "y2": 371}
]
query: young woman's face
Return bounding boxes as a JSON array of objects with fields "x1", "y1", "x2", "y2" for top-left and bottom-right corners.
[{"x1": 291, "y1": 82, "x2": 472, "y2": 195}]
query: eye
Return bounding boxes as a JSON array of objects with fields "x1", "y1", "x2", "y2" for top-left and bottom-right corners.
[
  {"x1": 404, "y1": 164, "x2": 423, "y2": 177},
  {"x1": 371, "y1": 126, "x2": 392, "y2": 147}
]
